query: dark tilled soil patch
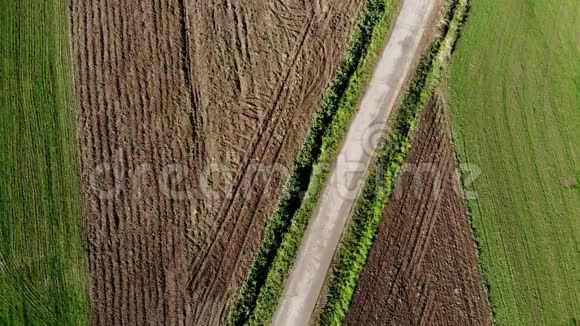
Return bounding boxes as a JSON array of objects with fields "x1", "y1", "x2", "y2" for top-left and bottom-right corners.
[
  {"x1": 344, "y1": 97, "x2": 493, "y2": 325},
  {"x1": 69, "y1": 0, "x2": 364, "y2": 324}
]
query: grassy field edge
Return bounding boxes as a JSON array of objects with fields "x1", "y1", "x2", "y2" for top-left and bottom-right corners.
[
  {"x1": 228, "y1": 0, "x2": 400, "y2": 324},
  {"x1": 447, "y1": 0, "x2": 580, "y2": 324},
  {"x1": 0, "y1": 1, "x2": 90, "y2": 324}
]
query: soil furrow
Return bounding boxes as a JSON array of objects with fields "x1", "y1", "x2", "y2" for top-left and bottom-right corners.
[
  {"x1": 70, "y1": 0, "x2": 364, "y2": 324},
  {"x1": 187, "y1": 19, "x2": 315, "y2": 281},
  {"x1": 345, "y1": 97, "x2": 492, "y2": 325}
]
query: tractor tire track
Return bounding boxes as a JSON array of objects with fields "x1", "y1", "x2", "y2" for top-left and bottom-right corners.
[
  {"x1": 345, "y1": 97, "x2": 492, "y2": 325},
  {"x1": 70, "y1": 0, "x2": 364, "y2": 324}
]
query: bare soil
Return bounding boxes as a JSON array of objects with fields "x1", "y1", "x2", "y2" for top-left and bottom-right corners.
[
  {"x1": 344, "y1": 97, "x2": 493, "y2": 325},
  {"x1": 69, "y1": 0, "x2": 364, "y2": 324}
]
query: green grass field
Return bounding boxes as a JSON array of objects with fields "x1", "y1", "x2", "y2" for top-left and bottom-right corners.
[
  {"x1": 0, "y1": 0, "x2": 89, "y2": 324},
  {"x1": 449, "y1": 0, "x2": 579, "y2": 325}
]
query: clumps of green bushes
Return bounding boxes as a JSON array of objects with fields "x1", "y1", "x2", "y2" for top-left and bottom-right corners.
[
  {"x1": 228, "y1": 0, "x2": 400, "y2": 325},
  {"x1": 318, "y1": 1, "x2": 470, "y2": 325}
]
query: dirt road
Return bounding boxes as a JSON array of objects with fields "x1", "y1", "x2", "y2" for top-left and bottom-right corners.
[{"x1": 272, "y1": 0, "x2": 440, "y2": 324}]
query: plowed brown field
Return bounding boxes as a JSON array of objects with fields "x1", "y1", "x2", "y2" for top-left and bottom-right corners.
[
  {"x1": 69, "y1": 0, "x2": 364, "y2": 324},
  {"x1": 345, "y1": 97, "x2": 492, "y2": 325}
]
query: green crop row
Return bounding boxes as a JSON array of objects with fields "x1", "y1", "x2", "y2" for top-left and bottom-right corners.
[
  {"x1": 317, "y1": 1, "x2": 470, "y2": 325},
  {"x1": 228, "y1": 0, "x2": 400, "y2": 325},
  {"x1": 0, "y1": 0, "x2": 90, "y2": 324}
]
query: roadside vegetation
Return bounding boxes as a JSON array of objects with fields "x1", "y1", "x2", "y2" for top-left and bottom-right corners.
[
  {"x1": 0, "y1": 0, "x2": 89, "y2": 324},
  {"x1": 449, "y1": 0, "x2": 580, "y2": 324},
  {"x1": 229, "y1": 0, "x2": 400, "y2": 324},
  {"x1": 317, "y1": 1, "x2": 470, "y2": 324}
]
